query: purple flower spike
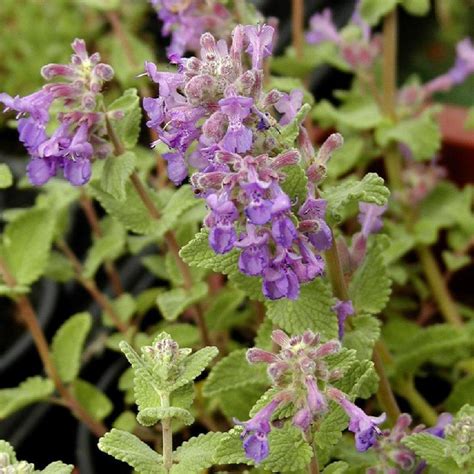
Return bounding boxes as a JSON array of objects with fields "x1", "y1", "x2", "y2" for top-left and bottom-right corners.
[
  {"x1": 358, "y1": 202, "x2": 387, "y2": 238},
  {"x1": 293, "y1": 407, "x2": 312, "y2": 432},
  {"x1": 426, "y1": 412, "x2": 453, "y2": 438},
  {"x1": 244, "y1": 24, "x2": 275, "y2": 70},
  {"x1": 162, "y1": 152, "x2": 188, "y2": 185},
  {"x1": 263, "y1": 251, "x2": 300, "y2": 300},
  {"x1": 333, "y1": 299, "x2": 355, "y2": 340},
  {"x1": 275, "y1": 89, "x2": 304, "y2": 126},
  {"x1": 328, "y1": 388, "x2": 386, "y2": 452},
  {"x1": 236, "y1": 225, "x2": 270, "y2": 276},
  {"x1": 234, "y1": 399, "x2": 281, "y2": 463},
  {"x1": 306, "y1": 9, "x2": 341, "y2": 45},
  {"x1": 27, "y1": 158, "x2": 59, "y2": 186},
  {"x1": 449, "y1": 38, "x2": 474, "y2": 84},
  {"x1": 306, "y1": 376, "x2": 327, "y2": 413},
  {"x1": 63, "y1": 157, "x2": 92, "y2": 186}
]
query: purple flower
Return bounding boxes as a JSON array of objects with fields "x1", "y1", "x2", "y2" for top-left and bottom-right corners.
[
  {"x1": 275, "y1": 89, "x2": 303, "y2": 125},
  {"x1": 329, "y1": 388, "x2": 386, "y2": 452},
  {"x1": 244, "y1": 24, "x2": 274, "y2": 70},
  {"x1": 292, "y1": 239, "x2": 325, "y2": 283},
  {"x1": 358, "y1": 202, "x2": 387, "y2": 238},
  {"x1": 234, "y1": 399, "x2": 280, "y2": 463},
  {"x1": 306, "y1": 9, "x2": 340, "y2": 45},
  {"x1": 298, "y1": 197, "x2": 333, "y2": 251},
  {"x1": 235, "y1": 225, "x2": 270, "y2": 276},
  {"x1": 271, "y1": 193, "x2": 297, "y2": 248},
  {"x1": 206, "y1": 193, "x2": 238, "y2": 254},
  {"x1": 27, "y1": 157, "x2": 60, "y2": 186},
  {"x1": 449, "y1": 38, "x2": 474, "y2": 84},
  {"x1": 63, "y1": 157, "x2": 92, "y2": 186},
  {"x1": 333, "y1": 299, "x2": 355, "y2": 340},
  {"x1": 218, "y1": 92, "x2": 253, "y2": 154},
  {"x1": 305, "y1": 376, "x2": 327, "y2": 413},
  {"x1": 163, "y1": 152, "x2": 188, "y2": 185},
  {"x1": 262, "y1": 249, "x2": 300, "y2": 300},
  {"x1": 426, "y1": 412, "x2": 453, "y2": 438}
]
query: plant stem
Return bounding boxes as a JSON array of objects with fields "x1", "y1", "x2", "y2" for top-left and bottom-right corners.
[
  {"x1": 160, "y1": 393, "x2": 173, "y2": 472},
  {"x1": 0, "y1": 257, "x2": 107, "y2": 437},
  {"x1": 79, "y1": 190, "x2": 124, "y2": 296},
  {"x1": 57, "y1": 240, "x2": 129, "y2": 333},
  {"x1": 325, "y1": 237, "x2": 401, "y2": 424},
  {"x1": 292, "y1": 0, "x2": 304, "y2": 60},
  {"x1": 416, "y1": 245, "x2": 463, "y2": 327},
  {"x1": 305, "y1": 431, "x2": 319, "y2": 474},
  {"x1": 105, "y1": 115, "x2": 211, "y2": 346},
  {"x1": 396, "y1": 376, "x2": 438, "y2": 426},
  {"x1": 382, "y1": 10, "x2": 398, "y2": 121}
]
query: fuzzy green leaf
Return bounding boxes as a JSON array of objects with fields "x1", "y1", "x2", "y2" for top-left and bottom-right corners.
[
  {"x1": 343, "y1": 314, "x2": 381, "y2": 360},
  {"x1": 280, "y1": 162, "x2": 308, "y2": 207},
  {"x1": 0, "y1": 440, "x2": 17, "y2": 463},
  {"x1": 360, "y1": 0, "x2": 397, "y2": 25},
  {"x1": 334, "y1": 360, "x2": 379, "y2": 399},
  {"x1": 51, "y1": 312, "x2": 92, "y2": 383},
  {"x1": 171, "y1": 432, "x2": 228, "y2": 474},
  {"x1": 322, "y1": 173, "x2": 390, "y2": 223},
  {"x1": 204, "y1": 288, "x2": 246, "y2": 331},
  {"x1": 101, "y1": 151, "x2": 137, "y2": 201},
  {"x1": 328, "y1": 137, "x2": 365, "y2": 179},
  {"x1": 98, "y1": 429, "x2": 165, "y2": 474},
  {"x1": 108, "y1": 88, "x2": 141, "y2": 149},
  {"x1": 0, "y1": 377, "x2": 54, "y2": 418},
  {"x1": 349, "y1": 236, "x2": 392, "y2": 314},
  {"x1": 44, "y1": 251, "x2": 75, "y2": 282},
  {"x1": 280, "y1": 103, "x2": 311, "y2": 146},
  {"x1": 445, "y1": 375, "x2": 474, "y2": 412},
  {"x1": 323, "y1": 461, "x2": 349, "y2": 474},
  {"x1": 1, "y1": 208, "x2": 55, "y2": 286},
  {"x1": 137, "y1": 407, "x2": 194, "y2": 427},
  {"x1": 156, "y1": 282, "x2": 208, "y2": 321},
  {"x1": 102, "y1": 293, "x2": 136, "y2": 327},
  {"x1": 375, "y1": 111, "x2": 441, "y2": 161},
  {"x1": 40, "y1": 462, "x2": 74, "y2": 474},
  {"x1": 399, "y1": 0, "x2": 430, "y2": 16},
  {"x1": 203, "y1": 349, "x2": 268, "y2": 397},
  {"x1": 219, "y1": 383, "x2": 268, "y2": 421},
  {"x1": 266, "y1": 279, "x2": 338, "y2": 339},
  {"x1": 314, "y1": 403, "x2": 348, "y2": 457},
  {"x1": 0, "y1": 163, "x2": 13, "y2": 189},
  {"x1": 71, "y1": 379, "x2": 113, "y2": 421}
]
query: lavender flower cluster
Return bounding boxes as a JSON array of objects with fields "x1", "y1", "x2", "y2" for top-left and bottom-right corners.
[
  {"x1": 0, "y1": 40, "x2": 114, "y2": 186},
  {"x1": 144, "y1": 25, "x2": 342, "y2": 300},
  {"x1": 150, "y1": 0, "x2": 233, "y2": 61},
  {"x1": 237, "y1": 329, "x2": 386, "y2": 463}
]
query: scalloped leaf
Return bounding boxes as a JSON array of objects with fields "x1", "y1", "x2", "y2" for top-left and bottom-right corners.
[
  {"x1": 137, "y1": 407, "x2": 194, "y2": 427},
  {"x1": 157, "y1": 282, "x2": 208, "y2": 321}
]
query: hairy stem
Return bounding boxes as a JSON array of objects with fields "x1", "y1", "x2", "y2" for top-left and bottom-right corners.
[
  {"x1": 396, "y1": 377, "x2": 438, "y2": 426},
  {"x1": 416, "y1": 245, "x2": 463, "y2": 327},
  {"x1": 292, "y1": 0, "x2": 305, "y2": 60},
  {"x1": 79, "y1": 190, "x2": 124, "y2": 296},
  {"x1": 105, "y1": 116, "x2": 211, "y2": 346},
  {"x1": 57, "y1": 240, "x2": 129, "y2": 333},
  {"x1": 0, "y1": 257, "x2": 107, "y2": 437},
  {"x1": 160, "y1": 393, "x2": 173, "y2": 472},
  {"x1": 325, "y1": 237, "x2": 401, "y2": 424}
]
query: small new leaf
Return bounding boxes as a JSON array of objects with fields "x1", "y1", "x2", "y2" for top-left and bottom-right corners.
[
  {"x1": 101, "y1": 151, "x2": 137, "y2": 201},
  {"x1": 108, "y1": 88, "x2": 141, "y2": 149},
  {"x1": 71, "y1": 379, "x2": 113, "y2": 421},
  {"x1": 157, "y1": 282, "x2": 208, "y2": 321},
  {"x1": 137, "y1": 407, "x2": 194, "y2": 427}
]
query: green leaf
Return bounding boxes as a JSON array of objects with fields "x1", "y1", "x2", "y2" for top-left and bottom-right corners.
[
  {"x1": 322, "y1": 461, "x2": 349, "y2": 473},
  {"x1": 44, "y1": 251, "x2": 75, "y2": 283},
  {"x1": 399, "y1": 0, "x2": 430, "y2": 16},
  {"x1": 0, "y1": 440, "x2": 17, "y2": 463},
  {"x1": 71, "y1": 379, "x2": 113, "y2": 421},
  {"x1": 75, "y1": 0, "x2": 119, "y2": 10},
  {"x1": 83, "y1": 217, "x2": 126, "y2": 279},
  {"x1": 204, "y1": 288, "x2": 246, "y2": 331},
  {"x1": 156, "y1": 282, "x2": 208, "y2": 321},
  {"x1": 445, "y1": 375, "x2": 474, "y2": 412},
  {"x1": 219, "y1": 383, "x2": 268, "y2": 421},
  {"x1": 113, "y1": 411, "x2": 137, "y2": 432},
  {"x1": 0, "y1": 163, "x2": 13, "y2": 189},
  {"x1": 51, "y1": 312, "x2": 92, "y2": 383},
  {"x1": 137, "y1": 406, "x2": 194, "y2": 427},
  {"x1": 0, "y1": 377, "x2": 54, "y2": 418},
  {"x1": 349, "y1": 236, "x2": 392, "y2": 314},
  {"x1": 108, "y1": 88, "x2": 141, "y2": 149},
  {"x1": 203, "y1": 349, "x2": 268, "y2": 397},
  {"x1": 98, "y1": 429, "x2": 165, "y2": 474},
  {"x1": 103, "y1": 293, "x2": 136, "y2": 327},
  {"x1": 1, "y1": 208, "x2": 55, "y2": 286},
  {"x1": 266, "y1": 76, "x2": 314, "y2": 106},
  {"x1": 442, "y1": 251, "x2": 471, "y2": 272},
  {"x1": 375, "y1": 111, "x2": 441, "y2": 161},
  {"x1": 172, "y1": 432, "x2": 228, "y2": 474},
  {"x1": 172, "y1": 346, "x2": 219, "y2": 391},
  {"x1": 343, "y1": 314, "x2": 381, "y2": 360},
  {"x1": 101, "y1": 151, "x2": 137, "y2": 201},
  {"x1": 314, "y1": 403, "x2": 348, "y2": 457},
  {"x1": 266, "y1": 279, "x2": 338, "y2": 339},
  {"x1": 327, "y1": 137, "x2": 365, "y2": 179},
  {"x1": 40, "y1": 461, "x2": 74, "y2": 474},
  {"x1": 90, "y1": 181, "x2": 161, "y2": 235},
  {"x1": 280, "y1": 103, "x2": 311, "y2": 146},
  {"x1": 322, "y1": 173, "x2": 390, "y2": 224},
  {"x1": 334, "y1": 360, "x2": 379, "y2": 399},
  {"x1": 280, "y1": 163, "x2": 308, "y2": 208},
  {"x1": 360, "y1": 0, "x2": 397, "y2": 26},
  {"x1": 402, "y1": 433, "x2": 457, "y2": 472}
]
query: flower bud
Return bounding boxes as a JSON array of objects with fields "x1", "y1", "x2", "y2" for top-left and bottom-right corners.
[
  {"x1": 202, "y1": 112, "x2": 227, "y2": 142},
  {"x1": 313, "y1": 340, "x2": 341, "y2": 358},
  {"x1": 184, "y1": 74, "x2": 216, "y2": 105},
  {"x1": 271, "y1": 329, "x2": 290, "y2": 348},
  {"x1": 271, "y1": 150, "x2": 300, "y2": 169},
  {"x1": 293, "y1": 407, "x2": 312, "y2": 431},
  {"x1": 94, "y1": 63, "x2": 114, "y2": 81},
  {"x1": 316, "y1": 133, "x2": 344, "y2": 164},
  {"x1": 263, "y1": 89, "x2": 283, "y2": 107},
  {"x1": 247, "y1": 348, "x2": 278, "y2": 364}
]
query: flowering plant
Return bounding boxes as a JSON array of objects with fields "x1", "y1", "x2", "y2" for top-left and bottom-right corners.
[{"x1": 0, "y1": 0, "x2": 473, "y2": 473}]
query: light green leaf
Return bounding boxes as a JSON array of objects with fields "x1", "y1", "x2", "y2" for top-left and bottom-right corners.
[
  {"x1": 343, "y1": 314, "x2": 381, "y2": 360},
  {"x1": 280, "y1": 103, "x2": 311, "y2": 147},
  {"x1": 71, "y1": 379, "x2": 113, "y2": 421},
  {"x1": 204, "y1": 288, "x2": 246, "y2": 331},
  {"x1": 360, "y1": 0, "x2": 397, "y2": 26},
  {"x1": 314, "y1": 403, "x2": 348, "y2": 456},
  {"x1": 40, "y1": 461, "x2": 74, "y2": 474},
  {"x1": 137, "y1": 406, "x2": 194, "y2": 427},
  {"x1": 0, "y1": 377, "x2": 54, "y2": 418},
  {"x1": 327, "y1": 137, "x2": 365, "y2": 179},
  {"x1": 334, "y1": 360, "x2": 379, "y2": 399},
  {"x1": 322, "y1": 173, "x2": 390, "y2": 224},
  {"x1": 0, "y1": 163, "x2": 13, "y2": 189},
  {"x1": 156, "y1": 282, "x2": 208, "y2": 321},
  {"x1": 102, "y1": 293, "x2": 136, "y2": 327},
  {"x1": 101, "y1": 151, "x2": 137, "y2": 201},
  {"x1": 399, "y1": 0, "x2": 430, "y2": 16},
  {"x1": 442, "y1": 251, "x2": 471, "y2": 272},
  {"x1": 0, "y1": 440, "x2": 17, "y2": 463},
  {"x1": 265, "y1": 279, "x2": 338, "y2": 339},
  {"x1": 98, "y1": 429, "x2": 165, "y2": 474},
  {"x1": 108, "y1": 88, "x2": 141, "y2": 149},
  {"x1": 44, "y1": 251, "x2": 75, "y2": 283},
  {"x1": 1, "y1": 208, "x2": 55, "y2": 286},
  {"x1": 375, "y1": 111, "x2": 441, "y2": 161},
  {"x1": 322, "y1": 461, "x2": 349, "y2": 473},
  {"x1": 219, "y1": 383, "x2": 268, "y2": 421},
  {"x1": 227, "y1": 270, "x2": 264, "y2": 302},
  {"x1": 445, "y1": 375, "x2": 474, "y2": 412},
  {"x1": 113, "y1": 411, "x2": 137, "y2": 432},
  {"x1": 349, "y1": 236, "x2": 392, "y2": 314},
  {"x1": 280, "y1": 163, "x2": 308, "y2": 208},
  {"x1": 51, "y1": 312, "x2": 92, "y2": 383},
  {"x1": 171, "y1": 432, "x2": 228, "y2": 474},
  {"x1": 203, "y1": 349, "x2": 268, "y2": 397}
]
